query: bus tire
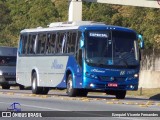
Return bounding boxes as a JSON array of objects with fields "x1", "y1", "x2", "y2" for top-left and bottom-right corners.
[
  {"x1": 41, "y1": 87, "x2": 49, "y2": 95},
  {"x1": 32, "y1": 72, "x2": 42, "y2": 94},
  {"x1": 19, "y1": 85, "x2": 25, "y2": 90},
  {"x1": 2, "y1": 85, "x2": 10, "y2": 89},
  {"x1": 77, "y1": 89, "x2": 88, "y2": 97},
  {"x1": 66, "y1": 74, "x2": 77, "y2": 97},
  {"x1": 115, "y1": 90, "x2": 126, "y2": 99}
]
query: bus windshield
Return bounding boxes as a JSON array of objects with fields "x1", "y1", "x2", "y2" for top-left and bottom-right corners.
[
  {"x1": 0, "y1": 56, "x2": 16, "y2": 66},
  {"x1": 85, "y1": 30, "x2": 139, "y2": 68}
]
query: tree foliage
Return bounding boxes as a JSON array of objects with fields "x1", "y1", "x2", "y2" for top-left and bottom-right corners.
[{"x1": 0, "y1": 0, "x2": 159, "y2": 49}]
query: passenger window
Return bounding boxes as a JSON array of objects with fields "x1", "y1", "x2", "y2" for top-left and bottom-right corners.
[
  {"x1": 46, "y1": 33, "x2": 56, "y2": 54},
  {"x1": 27, "y1": 34, "x2": 36, "y2": 54},
  {"x1": 66, "y1": 32, "x2": 76, "y2": 53},
  {"x1": 37, "y1": 34, "x2": 46, "y2": 54},
  {"x1": 19, "y1": 35, "x2": 28, "y2": 55},
  {"x1": 56, "y1": 32, "x2": 65, "y2": 53}
]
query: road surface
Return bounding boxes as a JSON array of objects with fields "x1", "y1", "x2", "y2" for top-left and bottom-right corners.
[{"x1": 0, "y1": 88, "x2": 160, "y2": 120}]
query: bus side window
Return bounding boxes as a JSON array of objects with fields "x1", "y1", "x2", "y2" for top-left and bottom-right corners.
[
  {"x1": 28, "y1": 34, "x2": 36, "y2": 54},
  {"x1": 71, "y1": 32, "x2": 76, "y2": 53},
  {"x1": 41, "y1": 34, "x2": 46, "y2": 54},
  {"x1": 19, "y1": 35, "x2": 28, "y2": 55},
  {"x1": 46, "y1": 33, "x2": 51, "y2": 54},
  {"x1": 66, "y1": 32, "x2": 76, "y2": 53},
  {"x1": 56, "y1": 32, "x2": 65, "y2": 53},
  {"x1": 37, "y1": 34, "x2": 46, "y2": 54},
  {"x1": 19, "y1": 35, "x2": 23, "y2": 55},
  {"x1": 76, "y1": 31, "x2": 82, "y2": 67},
  {"x1": 51, "y1": 33, "x2": 56, "y2": 54},
  {"x1": 27, "y1": 35, "x2": 31, "y2": 54},
  {"x1": 46, "y1": 33, "x2": 56, "y2": 54}
]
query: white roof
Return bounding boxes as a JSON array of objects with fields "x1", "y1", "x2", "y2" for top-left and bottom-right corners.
[{"x1": 21, "y1": 21, "x2": 105, "y2": 33}]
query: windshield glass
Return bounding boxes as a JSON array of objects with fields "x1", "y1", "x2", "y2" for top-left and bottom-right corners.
[
  {"x1": 85, "y1": 30, "x2": 139, "y2": 68},
  {"x1": 0, "y1": 56, "x2": 16, "y2": 66}
]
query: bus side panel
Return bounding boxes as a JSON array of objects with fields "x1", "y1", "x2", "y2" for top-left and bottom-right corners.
[
  {"x1": 37, "y1": 56, "x2": 69, "y2": 87},
  {"x1": 16, "y1": 56, "x2": 31, "y2": 86},
  {"x1": 56, "y1": 55, "x2": 83, "y2": 89}
]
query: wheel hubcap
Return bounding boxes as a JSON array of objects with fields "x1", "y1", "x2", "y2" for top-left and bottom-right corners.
[
  {"x1": 32, "y1": 78, "x2": 36, "y2": 90},
  {"x1": 67, "y1": 77, "x2": 72, "y2": 93}
]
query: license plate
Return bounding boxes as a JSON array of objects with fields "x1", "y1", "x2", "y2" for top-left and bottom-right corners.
[
  {"x1": 108, "y1": 83, "x2": 118, "y2": 87},
  {"x1": 8, "y1": 81, "x2": 16, "y2": 84}
]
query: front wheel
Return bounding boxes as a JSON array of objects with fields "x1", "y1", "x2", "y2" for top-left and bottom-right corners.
[
  {"x1": 115, "y1": 90, "x2": 126, "y2": 99},
  {"x1": 66, "y1": 74, "x2": 77, "y2": 97},
  {"x1": 77, "y1": 89, "x2": 88, "y2": 97},
  {"x1": 32, "y1": 72, "x2": 42, "y2": 94}
]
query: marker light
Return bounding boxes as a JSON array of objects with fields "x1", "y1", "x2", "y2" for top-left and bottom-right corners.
[{"x1": 134, "y1": 74, "x2": 139, "y2": 78}]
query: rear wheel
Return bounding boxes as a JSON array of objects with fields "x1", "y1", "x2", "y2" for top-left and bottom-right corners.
[
  {"x1": 66, "y1": 74, "x2": 77, "y2": 97},
  {"x1": 32, "y1": 72, "x2": 42, "y2": 94},
  {"x1": 41, "y1": 87, "x2": 49, "y2": 95},
  {"x1": 2, "y1": 85, "x2": 10, "y2": 89},
  {"x1": 115, "y1": 90, "x2": 126, "y2": 99}
]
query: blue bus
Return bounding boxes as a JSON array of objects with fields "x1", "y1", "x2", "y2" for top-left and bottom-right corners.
[{"x1": 16, "y1": 21, "x2": 144, "y2": 99}]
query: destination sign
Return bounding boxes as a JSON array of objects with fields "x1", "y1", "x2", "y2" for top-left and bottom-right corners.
[{"x1": 89, "y1": 32, "x2": 109, "y2": 38}]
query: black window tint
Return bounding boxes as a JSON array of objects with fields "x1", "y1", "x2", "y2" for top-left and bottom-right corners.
[
  {"x1": 46, "y1": 33, "x2": 56, "y2": 54},
  {"x1": 37, "y1": 34, "x2": 46, "y2": 54},
  {"x1": 27, "y1": 34, "x2": 36, "y2": 54},
  {"x1": 75, "y1": 31, "x2": 81, "y2": 52},
  {"x1": 66, "y1": 32, "x2": 76, "y2": 53},
  {"x1": 19, "y1": 35, "x2": 28, "y2": 55},
  {"x1": 56, "y1": 32, "x2": 65, "y2": 53}
]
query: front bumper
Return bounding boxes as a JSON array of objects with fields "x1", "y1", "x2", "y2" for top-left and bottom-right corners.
[
  {"x1": 83, "y1": 77, "x2": 138, "y2": 91},
  {"x1": 0, "y1": 75, "x2": 16, "y2": 85}
]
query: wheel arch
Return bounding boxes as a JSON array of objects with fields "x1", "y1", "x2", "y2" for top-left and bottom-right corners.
[
  {"x1": 31, "y1": 67, "x2": 40, "y2": 86},
  {"x1": 65, "y1": 68, "x2": 75, "y2": 88}
]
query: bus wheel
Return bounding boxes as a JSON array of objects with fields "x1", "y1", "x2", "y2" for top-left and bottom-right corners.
[
  {"x1": 66, "y1": 74, "x2": 77, "y2": 97},
  {"x1": 32, "y1": 72, "x2": 42, "y2": 94},
  {"x1": 19, "y1": 85, "x2": 25, "y2": 90},
  {"x1": 115, "y1": 90, "x2": 126, "y2": 99},
  {"x1": 2, "y1": 85, "x2": 10, "y2": 89},
  {"x1": 77, "y1": 89, "x2": 88, "y2": 97},
  {"x1": 41, "y1": 87, "x2": 49, "y2": 95}
]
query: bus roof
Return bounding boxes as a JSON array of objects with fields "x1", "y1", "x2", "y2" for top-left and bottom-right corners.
[
  {"x1": 0, "y1": 46, "x2": 17, "y2": 56},
  {"x1": 20, "y1": 21, "x2": 136, "y2": 34}
]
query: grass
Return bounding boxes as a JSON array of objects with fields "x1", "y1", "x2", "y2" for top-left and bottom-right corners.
[{"x1": 127, "y1": 88, "x2": 160, "y2": 99}]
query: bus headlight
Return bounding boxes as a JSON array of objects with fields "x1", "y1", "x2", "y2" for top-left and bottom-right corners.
[
  {"x1": 0, "y1": 71, "x2": 2, "y2": 76},
  {"x1": 134, "y1": 74, "x2": 139, "y2": 78}
]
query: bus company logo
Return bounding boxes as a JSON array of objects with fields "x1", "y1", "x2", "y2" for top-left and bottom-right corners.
[
  {"x1": 157, "y1": 0, "x2": 160, "y2": 5},
  {"x1": 120, "y1": 71, "x2": 125, "y2": 76},
  {"x1": 91, "y1": 69, "x2": 105, "y2": 73},
  {"x1": 51, "y1": 59, "x2": 63, "y2": 69}
]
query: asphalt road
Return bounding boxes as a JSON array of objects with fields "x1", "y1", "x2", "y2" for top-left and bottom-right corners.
[{"x1": 0, "y1": 88, "x2": 160, "y2": 120}]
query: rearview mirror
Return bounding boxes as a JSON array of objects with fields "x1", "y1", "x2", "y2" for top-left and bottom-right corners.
[
  {"x1": 80, "y1": 38, "x2": 84, "y2": 48},
  {"x1": 138, "y1": 34, "x2": 144, "y2": 49}
]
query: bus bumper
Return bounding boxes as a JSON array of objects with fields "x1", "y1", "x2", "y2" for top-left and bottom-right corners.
[{"x1": 83, "y1": 78, "x2": 138, "y2": 91}]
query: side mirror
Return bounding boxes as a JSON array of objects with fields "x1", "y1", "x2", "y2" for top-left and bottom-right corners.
[
  {"x1": 138, "y1": 34, "x2": 144, "y2": 49},
  {"x1": 80, "y1": 38, "x2": 84, "y2": 48},
  {"x1": 80, "y1": 33, "x2": 85, "y2": 48}
]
